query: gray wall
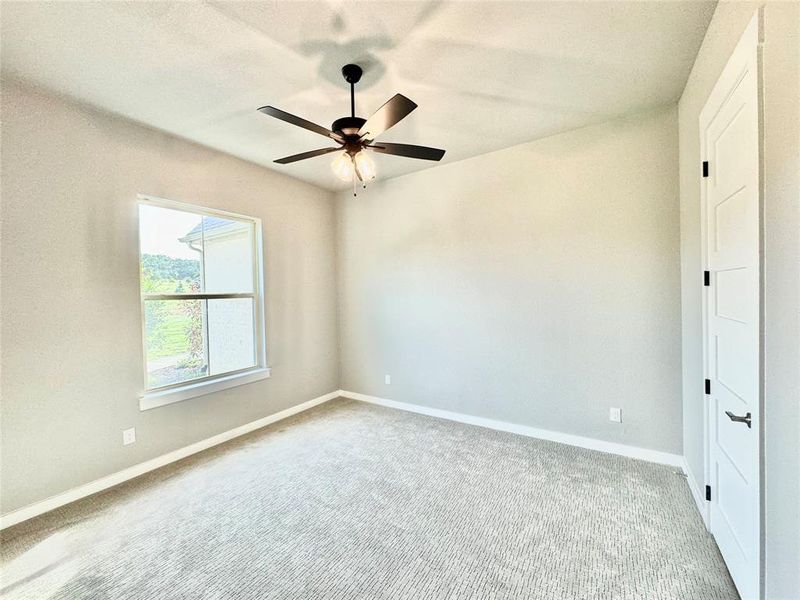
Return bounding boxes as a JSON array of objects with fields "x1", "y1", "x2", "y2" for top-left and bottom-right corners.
[
  {"x1": 337, "y1": 107, "x2": 682, "y2": 455},
  {"x1": 678, "y1": 2, "x2": 799, "y2": 597},
  {"x1": 0, "y1": 80, "x2": 339, "y2": 514}
]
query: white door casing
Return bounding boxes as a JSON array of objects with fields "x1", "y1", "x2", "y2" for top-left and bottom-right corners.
[{"x1": 700, "y1": 13, "x2": 761, "y2": 600}]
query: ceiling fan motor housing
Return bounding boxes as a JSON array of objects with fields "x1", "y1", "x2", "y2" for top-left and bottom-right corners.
[{"x1": 332, "y1": 116, "x2": 367, "y2": 140}]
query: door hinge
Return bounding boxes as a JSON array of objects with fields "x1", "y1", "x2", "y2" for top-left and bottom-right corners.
[
  {"x1": 704, "y1": 270, "x2": 710, "y2": 286},
  {"x1": 705, "y1": 485, "x2": 711, "y2": 501},
  {"x1": 702, "y1": 161, "x2": 709, "y2": 178},
  {"x1": 705, "y1": 379, "x2": 711, "y2": 395}
]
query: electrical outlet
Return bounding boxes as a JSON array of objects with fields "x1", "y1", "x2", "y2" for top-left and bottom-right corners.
[
  {"x1": 122, "y1": 427, "x2": 136, "y2": 446},
  {"x1": 609, "y1": 407, "x2": 622, "y2": 423},
  {"x1": 384, "y1": 374, "x2": 391, "y2": 385}
]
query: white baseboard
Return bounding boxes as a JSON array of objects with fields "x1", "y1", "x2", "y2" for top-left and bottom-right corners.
[
  {"x1": 0, "y1": 390, "x2": 340, "y2": 530},
  {"x1": 340, "y1": 390, "x2": 684, "y2": 468},
  {"x1": 2, "y1": 389, "x2": 692, "y2": 530},
  {"x1": 683, "y1": 458, "x2": 710, "y2": 529}
]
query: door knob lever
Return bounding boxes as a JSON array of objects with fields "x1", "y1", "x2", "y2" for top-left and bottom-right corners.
[{"x1": 725, "y1": 410, "x2": 752, "y2": 428}]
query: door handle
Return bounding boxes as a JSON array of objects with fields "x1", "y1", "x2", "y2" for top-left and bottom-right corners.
[{"x1": 725, "y1": 411, "x2": 752, "y2": 429}]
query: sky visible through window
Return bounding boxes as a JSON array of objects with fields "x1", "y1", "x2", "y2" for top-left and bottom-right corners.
[{"x1": 139, "y1": 204, "x2": 201, "y2": 260}]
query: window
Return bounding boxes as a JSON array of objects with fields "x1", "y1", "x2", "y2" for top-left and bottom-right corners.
[{"x1": 138, "y1": 195, "x2": 268, "y2": 409}]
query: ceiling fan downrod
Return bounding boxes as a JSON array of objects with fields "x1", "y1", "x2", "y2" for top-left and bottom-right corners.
[{"x1": 342, "y1": 64, "x2": 362, "y2": 118}]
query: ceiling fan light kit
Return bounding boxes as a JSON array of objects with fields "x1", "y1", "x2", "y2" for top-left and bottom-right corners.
[{"x1": 257, "y1": 63, "x2": 445, "y2": 195}]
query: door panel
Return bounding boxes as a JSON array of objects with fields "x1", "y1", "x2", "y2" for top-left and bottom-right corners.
[
  {"x1": 716, "y1": 457, "x2": 752, "y2": 555},
  {"x1": 715, "y1": 325, "x2": 752, "y2": 400},
  {"x1": 714, "y1": 187, "x2": 749, "y2": 257},
  {"x1": 700, "y1": 13, "x2": 760, "y2": 600},
  {"x1": 715, "y1": 268, "x2": 749, "y2": 322}
]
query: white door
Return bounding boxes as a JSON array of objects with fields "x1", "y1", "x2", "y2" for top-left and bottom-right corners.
[{"x1": 700, "y1": 13, "x2": 760, "y2": 600}]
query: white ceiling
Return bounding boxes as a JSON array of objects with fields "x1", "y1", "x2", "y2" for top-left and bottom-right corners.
[{"x1": 1, "y1": 1, "x2": 715, "y2": 191}]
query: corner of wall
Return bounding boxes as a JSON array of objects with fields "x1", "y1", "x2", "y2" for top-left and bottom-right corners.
[{"x1": 330, "y1": 188, "x2": 345, "y2": 391}]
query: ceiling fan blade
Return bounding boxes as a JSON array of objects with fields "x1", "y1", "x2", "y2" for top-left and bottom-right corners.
[
  {"x1": 357, "y1": 94, "x2": 417, "y2": 142},
  {"x1": 258, "y1": 106, "x2": 343, "y2": 142},
  {"x1": 274, "y1": 147, "x2": 341, "y2": 164},
  {"x1": 367, "y1": 142, "x2": 445, "y2": 161}
]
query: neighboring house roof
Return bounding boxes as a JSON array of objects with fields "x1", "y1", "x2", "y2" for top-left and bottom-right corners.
[{"x1": 179, "y1": 217, "x2": 248, "y2": 243}]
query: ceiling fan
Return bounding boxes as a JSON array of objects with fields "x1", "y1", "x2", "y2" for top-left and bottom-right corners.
[{"x1": 257, "y1": 64, "x2": 445, "y2": 192}]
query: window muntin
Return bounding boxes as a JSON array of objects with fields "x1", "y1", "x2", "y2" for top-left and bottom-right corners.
[{"x1": 138, "y1": 198, "x2": 264, "y2": 393}]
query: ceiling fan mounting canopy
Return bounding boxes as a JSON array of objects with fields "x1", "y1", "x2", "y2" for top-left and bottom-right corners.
[
  {"x1": 341, "y1": 63, "x2": 363, "y2": 84},
  {"x1": 257, "y1": 63, "x2": 445, "y2": 180}
]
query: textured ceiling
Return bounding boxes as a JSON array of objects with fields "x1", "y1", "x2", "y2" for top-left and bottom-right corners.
[{"x1": 1, "y1": 1, "x2": 715, "y2": 191}]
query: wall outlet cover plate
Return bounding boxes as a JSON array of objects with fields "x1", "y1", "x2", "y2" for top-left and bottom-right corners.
[{"x1": 123, "y1": 427, "x2": 136, "y2": 445}]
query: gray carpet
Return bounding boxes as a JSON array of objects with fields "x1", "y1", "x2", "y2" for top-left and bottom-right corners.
[{"x1": 1, "y1": 398, "x2": 738, "y2": 599}]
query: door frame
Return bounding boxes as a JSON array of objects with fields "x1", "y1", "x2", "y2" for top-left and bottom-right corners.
[{"x1": 699, "y1": 10, "x2": 762, "y2": 599}]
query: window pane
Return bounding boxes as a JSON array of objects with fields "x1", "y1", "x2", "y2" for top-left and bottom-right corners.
[
  {"x1": 145, "y1": 299, "x2": 208, "y2": 388},
  {"x1": 139, "y1": 205, "x2": 203, "y2": 294},
  {"x1": 208, "y1": 298, "x2": 255, "y2": 375},
  {"x1": 202, "y1": 216, "x2": 254, "y2": 294}
]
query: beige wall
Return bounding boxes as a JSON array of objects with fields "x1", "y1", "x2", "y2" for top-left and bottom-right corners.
[
  {"x1": 337, "y1": 107, "x2": 682, "y2": 455},
  {"x1": 0, "y1": 80, "x2": 339, "y2": 513},
  {"x1": 678, "y1": 2, "x2": 799, "y2": 597}
]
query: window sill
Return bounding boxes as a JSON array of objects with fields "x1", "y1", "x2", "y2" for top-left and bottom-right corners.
[{"x1": 140, "y1": 367, "x2": 271, "y2": 411}]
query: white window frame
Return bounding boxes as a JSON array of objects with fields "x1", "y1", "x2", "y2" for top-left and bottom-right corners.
[{"x1": 137, "y1": 194, "x2": 269, "y2": 411}]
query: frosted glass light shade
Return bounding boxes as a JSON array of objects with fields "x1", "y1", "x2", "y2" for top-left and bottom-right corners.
[
  {"x1": 354, "y1": 150, "x2": 376, "y2": 180},
  {"x1": 331, "y1": 152, "x2": 354, "y2": 182}
]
